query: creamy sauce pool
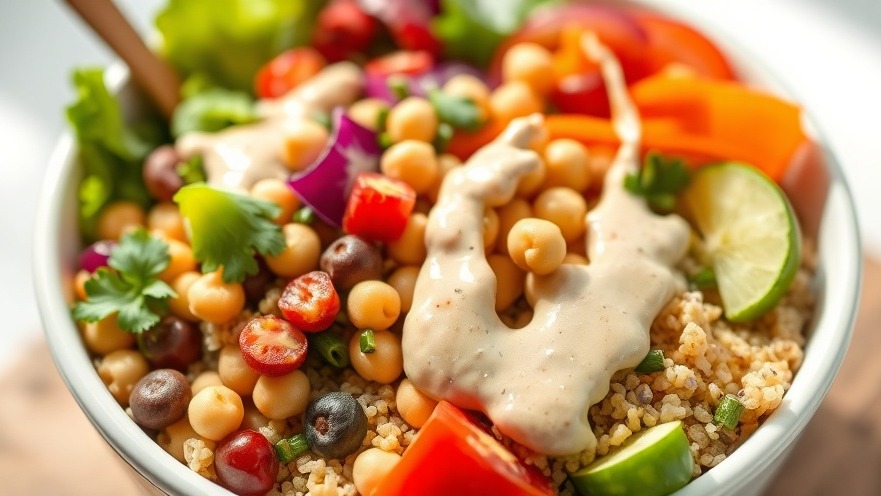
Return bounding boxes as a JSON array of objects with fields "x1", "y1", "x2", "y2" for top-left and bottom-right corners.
[
  {"x1": 402, "y1": 36, "x2": 691, "y2": 455},
  {"x1": 175, "y1": 63, "x2": 364, "y2": 191}
]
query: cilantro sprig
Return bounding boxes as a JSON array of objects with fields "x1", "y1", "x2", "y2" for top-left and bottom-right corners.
[
  {"x1": 624, "y1": 152, "x2": 691, "y2": 212},
  {"x1": 428, "y1": 89, "x2": 484, "y2": 132},
  {"x1": 73, "y1": 229, "x2": 177, "y2": 333},
  {"x1": 174, "y1": 183, "x2": 285, "y2": 283}
]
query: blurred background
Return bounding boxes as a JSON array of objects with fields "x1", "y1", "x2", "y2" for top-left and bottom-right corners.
[{"x1": 0, "y1": 0, "x2": 878, "y2": 494}]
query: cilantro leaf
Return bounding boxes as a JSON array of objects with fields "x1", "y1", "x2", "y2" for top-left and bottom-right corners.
[
  {"x1": 174, "y1": 183, "x2": 285, "y2": 283},
  {"x1": 624, "y1": 152, "x2": 691, "y2": 212},
  {"x1": 73, "y1": 229, "x2": 176, "y2": 333},
  {"x1": 428, "y1": 89, "x2": 484, "y2": 131}
]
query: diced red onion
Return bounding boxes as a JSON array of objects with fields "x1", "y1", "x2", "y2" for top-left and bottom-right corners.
[{"x1": 80, "y1": 240, "x2": 116, "y2": 273}]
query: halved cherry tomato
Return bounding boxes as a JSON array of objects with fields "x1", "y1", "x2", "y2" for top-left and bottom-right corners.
[
  {"x1": 278, "y1": 271, "x2": 340, "y2": 333},
  {"x1": 373, "y1": 401, "x2": 554, "y2": 496},
  {"x1": 365, "y1": 50, "x2": 434, "y2": 78},
  {"x1": 254, "y1": 48, "x2": 326, "y2": 99},
  {"x1": 633, "y1": 11, "x2": 736, "y2": 80},
  {"x1": 342, "y1": 172, "x2": 416, "y2": 244},
  {"x1": 239, "y1": 316, "x2": 308, "y2": 376},
  {"x1": 311, "y1": 0, "x2": 379, "y2": 62}
]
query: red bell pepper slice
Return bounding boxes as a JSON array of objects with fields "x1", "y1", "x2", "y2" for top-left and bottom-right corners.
[
  {"x1": 373, "y1": 401, "x2": 555, "y2": 496},
  {"x1": 342, "y1": 172, "x2": 416, "y2": 244}
]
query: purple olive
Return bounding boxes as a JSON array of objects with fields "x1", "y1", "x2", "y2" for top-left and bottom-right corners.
[
  {"x1": 320, "y1": 235, "x2": 383, "y2": 290},
  {"x1": 129, "y1": 369, "x2": 191, "y2": 430},
  {"x1": 143, "y1": 145, "x2": 184, "y2": 202},
  {"x1": 137, "y1": 316, "x2": 202, "y2": 371}
]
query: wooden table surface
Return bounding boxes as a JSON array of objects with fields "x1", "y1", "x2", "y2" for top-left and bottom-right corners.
[{"x1": 2, "y1": 258, "x2": 878, "y2": 495}]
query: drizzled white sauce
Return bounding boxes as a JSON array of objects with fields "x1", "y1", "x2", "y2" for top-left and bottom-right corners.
[
  {"x1": 402, "y1": 35, "x2": 690, "y2": 455},
  {"x1": 175, "y1": 63, "x2": 364, "y2": 191}
]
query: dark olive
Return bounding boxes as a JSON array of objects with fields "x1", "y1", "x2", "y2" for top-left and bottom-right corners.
[
  {"x1": 143, "y1": 145, "x2": 183, "y2": 202},
  {"x1": 320, "y1": 235, "x2": 382, "y2": 290},
  {"x1": 242, "y1": 256, "x2": 273, "y2": 305},
  {"x1": 129, "y1": 369, "x2": 191, "y2": 430},
  {"x1": 304, "y1": 392, "x2": 368, "y2": 459},
  {"x1": 137, "y1": 316, "x2": 202, "y2": 371}
]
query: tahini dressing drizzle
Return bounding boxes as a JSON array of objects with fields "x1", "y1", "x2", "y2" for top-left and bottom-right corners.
[
  {"x1": 401, "y1": 35, "x2": 691, "y2": 455},
  {"x1": 175, "y1": 63, "x2": 364, "y2": 191}
]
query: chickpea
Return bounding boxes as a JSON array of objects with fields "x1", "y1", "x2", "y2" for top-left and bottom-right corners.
[
  {"x1": 507, "y1": 218, "x2": 566, "y2": 275},
  {"x1": 265, "y1": 223, "x2": 321, "y2": 278},
  {"x1": 543, "y1": 139, "x2": 591, "y2": 191},
  {"x1": 380, "y1": 140, "x2": 438, "y2": 194},
  {"x1": 252, "y1": 370, "x2": 311, "y2": 420},
  {"x1": 159, "y1": 416, "x2": 210, "y2": 463},
  {"x1": 191, "y1": 371, "x2": 223, "y2": 396},
  {"x1": 97, "y1": 349, "x2": 149, "y2": 406},
  {"x1": 442, "y1": 74, "x2": 491, "y2": 118},
  {"x1": 395, "y1": 379, "x2": 438, "y2": 428},
  {"x1": 489, "y1": 81, "x2": 543, "y2": 124},
  {"x1": 495, "y1": 198, "x2": 532, "y2": 255},
  {"x1": 282, "y1": 119, "x2": 329, "y2": 172},
  {"x1": 483, "y1": 208, "x2": 500, "y2": 251},
  {"x1": 241, "y1": 400, "x2": 271, "y2": 431},
  {"x1": 516, "y1": 157, "x2": 547, "y2": 199},
  {"x1": 386, "y1": 266, "x2": 420, "y2": 313},
  {"x1": 218, "y1": 345, "x2": 259, "y2": 397},
  {"x1": 386, "y1": 213, "x2": 428, "y2": 265},
  {"x1": 188, "y1": 385, "x2": 244, "y2": 441},
  {"x1": 97, "y1": 201, "x2": 145, "y2": 241},
  {"x1": 347, "y1": 281, "x2": 401, "y2": 331},
  {"x1": 82, "y1": 313, "x2": 135, "y2": 355},
  {"x1": 425, "y1": 153, "x2": 462, "y2": 204},
  {"x1": 348, "y1": 98, "x2": 390, "y2": 131},
  {"x1": 502, "y1": 43, "x2": 555, "y2": 96},
  {"x1": 348, "y1": 329, "x2": 403, "y2": 384},
  {"x1": 187, "y1": 270, "x2": 245, "y2": 324},
  {"x1": 353, "y1": 448, "x2": 402, "y2": 496},
  {"x1": 533, "y1": 187, "x2": 588, "y2": 242},
  {"x1": 487, "y1": 254, "x2": 525, "y2": 311},
  {"x1": 74, "y1": 269, "x2": 90, "y2": 301},
  {"x1": 159, "y1": 239, "x2": 196, "y2": 283},
  {"x1": 169, "y1": 271, "x2": 201, "y2": 321},
  {"x1": 148, "y1": 203, "x2": 188, "y2": 242},
  {"x1": 250, "y1": 178, "x2": 299, "y2": 225},
  {"x1": 386, "y1": 97, "x2": 438, "y2": 143}
]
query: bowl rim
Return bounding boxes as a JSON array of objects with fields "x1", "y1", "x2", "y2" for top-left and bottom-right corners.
[{"x1": 34, "y1": 8, "x2": 862, "y2": 496}]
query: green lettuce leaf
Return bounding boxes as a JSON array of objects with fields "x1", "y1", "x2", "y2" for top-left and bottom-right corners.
[
  {"x1": 155, "y1": 0, "x2": 326, "y2": 94},
  {"x1": 171, "y1": 88, "x2": 258, "y2": 137}
]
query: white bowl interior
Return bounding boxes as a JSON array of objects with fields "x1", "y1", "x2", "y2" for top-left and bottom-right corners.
[{"x1": 34, "y1": 10, "x2": 861, "y2": 496}]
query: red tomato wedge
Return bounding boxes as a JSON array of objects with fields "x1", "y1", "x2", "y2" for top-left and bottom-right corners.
[
  {"x1": 278, "y1": 271, "x2": 340, "y2": 333},
  {"x1": 373, "y1": 401, "x2": 554, "y2": 496},
  {"x1": 633, "y1": 11, "x2": 736, "y2": 80},
  {"x1": 365, "y1": 50, "x2": 434, "y2": 78},
  {"x1": 254, "y1": 48, "x2": 326, "y2": 99},
  {"x1": 239, "y1": 316, "x2": 308, "y2": 376},
  {"x1": 342, "y1": 172, "x2": 416, "y2": 244}
]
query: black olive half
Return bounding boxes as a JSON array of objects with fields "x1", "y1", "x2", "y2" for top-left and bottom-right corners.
[{"x1": 304, "y1": 392, "x2": 368, "y2": 459}]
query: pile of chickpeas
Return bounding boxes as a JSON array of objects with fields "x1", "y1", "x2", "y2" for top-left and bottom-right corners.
[{"x1": 74, "y1": 41, "x2": 612, "y2": 496}]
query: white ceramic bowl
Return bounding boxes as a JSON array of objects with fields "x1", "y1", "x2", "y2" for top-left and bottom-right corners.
[{"x1": 34, "y1": 9, "x2": 861, "y2": 496}]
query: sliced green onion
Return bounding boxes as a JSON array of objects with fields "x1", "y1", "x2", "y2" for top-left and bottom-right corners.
[
  {"x1": 388, "y1": 76, "x2": 410, "y2": 101},
  {"x1": 376, "y1": 107, "x2": 390, "y2": 133},
  {"x1": 311, "y1": 332, "x2": 349, "y2": 368},
  {"x1": 312, "y1": 111, "x2": 332, "y2": 131},
  {"x1": 275, "y1": 434, "x2": 309, "y2": 463},
  {"x1": 292, "y1": 206, "x2": 315, "y2": 225},
  {"x1": 713, "y1": 394, "x2": 745, "y2": 429},
  {"x1": 689, "y1": 267, "x2": 717, "y2": 290},
  {"x1": 428, "y1": 89, "x2": 482, "y2": 131},
  {"x1": 378, "y1": 132, "x2": 394, "y2": 150},
  {"x1": 360, "y1": 329, "x2": 376, "y2": 354},
  {"x1": 635, "y1": 349, "x2": 665, "y2": 374},
  {"x1": 433, "y1": 122, "x2": 454, "y2": 153}
]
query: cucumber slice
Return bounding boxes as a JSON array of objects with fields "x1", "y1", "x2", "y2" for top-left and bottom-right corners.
[
  {"x1": 570, "y1": 421, "x2": 692, "y2": 496},
  {"x1": 681, "y1": 162, "x2": 801, "y2": 322}
]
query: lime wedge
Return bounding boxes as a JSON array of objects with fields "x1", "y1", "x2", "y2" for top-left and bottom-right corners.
[
  {"x1": 570, "y1": 421, "x2": 692, "y2": 496},
  {"x1": 682, "y1": 162, "x2": 801, "y2": 322}
]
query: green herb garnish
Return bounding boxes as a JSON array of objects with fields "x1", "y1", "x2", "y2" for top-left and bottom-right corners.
[
  {"x1": 714, "y1": 394, "x2": 745, "y2": 429},
  {"x1": 428, "y1": 89, "x2": 483, "y2": 131},
  {"x1": 292, "y1": 206, "x2": 316, "y2": 225},
  {"x1": 311, "y1": 332, "x2": 350, "y2": 368},
  {"x1": 688, "y1": 267, "x2": 717, "y2": 290},
  {"x1": 624, "y1": 152, "x2": 691, "y2": 212},
  {"x1": 73, "y1": 229, "x2": 176, "y2": 333},
  {"x1": 174, "y1": 183, "x2": 285, "y2": 283},
  {"x1": 275, "y1": 434, "x2": 309, "y2": 463},
  {"x1": 171, "y1": 88, "x2": 258, "y2": 137},
  {"x1": 359, "y1": 329, "x2": 376, "y2": 354},
  {"x1": 635, "y1": 349, "x2": 666, "y2": 374}
]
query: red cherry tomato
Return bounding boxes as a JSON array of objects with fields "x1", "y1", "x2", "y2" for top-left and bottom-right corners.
[
  {"x1": 365, "y1": 50, "x2": 434, "y2": 77},
  {"x1": 215, "y1": 430, "x2": 279, "y2": 496},
  {"x1": 311, "y1": 0, "x2": 379, "y2": 62},
  {"x1": 633, "y1": 11, "x2": 736, "y2": 79},
  {"x1": 373, "y1": 401, "x2": 554, "y2": 496},
  {"x1": 239, "y1": 316, "x2": 307, "y2": 376},
  {"x1": 254, "y1": 48, "x2": 326, "y2": 99},
  {"x1": 342, "y1": 172, "x2": 416, "y2": 244},
  {"x1": 392, "y1": 22, "x2": 443, "y2": 57},
  {"x1": 278, "y1": 271, "x2": 340, "y2": 333}
]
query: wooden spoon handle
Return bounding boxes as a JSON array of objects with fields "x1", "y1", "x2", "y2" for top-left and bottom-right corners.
[{"x1": 64, "y1": 0, "x2": 180, "y2": 119}]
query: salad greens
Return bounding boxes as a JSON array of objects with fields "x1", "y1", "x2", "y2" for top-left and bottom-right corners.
[
  {"x1": 428, "y1": 89, "x2": 483, "y2": 131},
  {"x1": 433, "y1": 0, "x2": 557, "y2": 67},
  {"x1": 173, "y1": 183, "x2": 286, "y2": 284},
  {"x1": 73, "y1": 229, "x2": 176, "y2": 333},
  {"x1": 67, "y1": 69, "x2": 163, "y2": 241},
  {"x1": 624, "y1": 152, "x2": 691, "y2": 213},
  {"x1": 171, "y1": 88, "x2": 258, "y2": 138},
  {"x1": 155, "y1": 0, "x2": 326, "y2": 94}
]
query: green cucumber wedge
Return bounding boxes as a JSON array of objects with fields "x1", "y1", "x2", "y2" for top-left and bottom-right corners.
[
  {"x1": 570, "y1": 421, "x2": 693, "y2": 496},
  {"x1": 681, "y1": 162, "x2": 801, "y2": 322}
]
